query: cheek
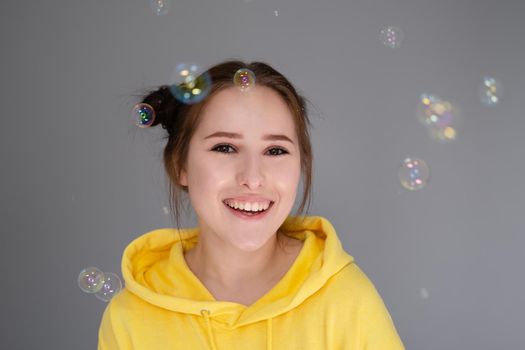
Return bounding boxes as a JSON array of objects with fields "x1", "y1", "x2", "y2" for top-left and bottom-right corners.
[
  {"x1": 271, "y1": 161, "x2": 301, "y2": 194},
  {"x1": 188, "y1": 157, "x2": 229, "y2": 192}
]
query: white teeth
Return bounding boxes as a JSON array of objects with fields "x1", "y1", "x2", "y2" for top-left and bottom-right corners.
[{"x1": 224, "y1": 200, "x2": 271, "y2": 212}]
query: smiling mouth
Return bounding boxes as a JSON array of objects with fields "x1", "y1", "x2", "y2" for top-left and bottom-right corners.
[{"x1": 223, "y1": 201, "x2": 275, "y2": 216}]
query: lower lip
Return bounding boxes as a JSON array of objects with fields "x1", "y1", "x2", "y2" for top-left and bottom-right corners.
[{"x1": 223, "y1": 202, "x2": 274, "y2": 221}]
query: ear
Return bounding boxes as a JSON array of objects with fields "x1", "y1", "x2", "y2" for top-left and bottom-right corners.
[{"x1": 179, "y1": 168, "x2": 188, "y2": 187}]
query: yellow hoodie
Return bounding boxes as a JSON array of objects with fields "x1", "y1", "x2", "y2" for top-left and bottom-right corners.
[{"x1": 98, "y1": 215, "x2": 405, "y2": 349}]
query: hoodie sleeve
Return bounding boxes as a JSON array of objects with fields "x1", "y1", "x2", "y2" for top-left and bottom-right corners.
[
  {"x1": 357, "y1": 272, "x2": 405, "y2": 350},
  {"x1": 97, "y1": 296, "x2": 132, "y2": 350}
]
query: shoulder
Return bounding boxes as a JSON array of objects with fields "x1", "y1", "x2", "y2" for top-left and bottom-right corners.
[
  {"x1": 324, "y1": 262, "x2": 382, "y2": 298},
  {"x1": 319, "y1": 263, "x2": 406, "y2": 348},
  {"x1": 100, "y1": 288, "x2": 140, "y2": 319},
  {"x1": 316, "y1": 262, "x2": 395, "y2": 318},
  {"x1": 100, "y1": 287, "x2": 159, "y2": 323}
]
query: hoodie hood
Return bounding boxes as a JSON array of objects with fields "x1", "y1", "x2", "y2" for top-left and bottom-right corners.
[{"x1": 121, "y1": 215, "x2": 355, "y2": 349}]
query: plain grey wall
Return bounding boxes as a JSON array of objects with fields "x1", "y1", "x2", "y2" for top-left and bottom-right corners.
[{"x1": 1, "y1": 0, "x2": 524, "y2": 348}]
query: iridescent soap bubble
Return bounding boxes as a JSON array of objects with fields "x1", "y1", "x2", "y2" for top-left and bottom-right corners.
[
  {"x1": 233, "y1": 68, "x2": 256, "y2": 91},
  {"x1": 380, "y1": 26, "x2": 403, "y2": 48},
  {"x1": 94, "y1": 272, "x2": 122, "y2": 302},
  {"x1": 417, "y1": 94, "x2": 461, "y2": 142},
  {"x1": 169, "y1": 63, "x2": 211, "y2": 105},
  {"x1": 132, "y1": 103, "x2": 156, "y2": 128},
  {"x1": 398, "y1": 158, "x2": 430, "y2": 191},
  {"x1": 480, "y1": 76, "x2": 502, "y2": 106},
  {"x1": 149, "y1": 0, "x2": 170, "y2": 15},
  {"x1": 78, "y1": 267, "x2": 105, "y2": 293}
]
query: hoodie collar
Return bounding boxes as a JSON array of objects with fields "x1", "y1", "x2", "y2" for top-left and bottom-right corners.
[{"x1": 122, "y1": 215, "x2": 354, "y2": 346}]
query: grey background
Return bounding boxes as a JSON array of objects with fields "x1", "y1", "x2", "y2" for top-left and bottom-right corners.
[{"x1": 1, "y1": 0, "x2": 524, "y2": 348}]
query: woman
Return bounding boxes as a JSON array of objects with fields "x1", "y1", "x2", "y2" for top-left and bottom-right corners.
[{"x1": 98, "y1": 61, "x2": 405, "y2": 349}]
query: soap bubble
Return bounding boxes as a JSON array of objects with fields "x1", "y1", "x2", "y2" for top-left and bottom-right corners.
[
  {"x1": 132, "y1": 103, "x2": 156, "y2": 128},
  {"x1": 417, "y1": 94, "x2": 461, "y2": 142},
  {"x1": 95, "y1": 272, "x2": 122, "y2": 302},
  {"x1": 78, "y1": 267, "x2": 105, "y2": 293},
  {"x1": 420, "y1": 287, "x2": 430, "y2": 299},
  {"x1": 149, "y1": 0, "x2": 170, "y2": 15},
  {"x1": 380, "y1": 26, "x2": 403, "y2": 48},
  {"x1": 398, "y1": 158, "x2": 430, "y2": 191},
  {"x1": 233, "y1": 68, "x2": 256, "y2": 91},
  {"x1": 169, "y1": 63, "x2": 212, "y2": 105},
  {"x1": 480, "y1": 76, "x2": 502, "y2": 106}
]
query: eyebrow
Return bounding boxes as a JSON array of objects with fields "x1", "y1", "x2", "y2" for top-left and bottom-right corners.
[{"x1": 204, "y1": 131, "x2": 295, "y2": 144}]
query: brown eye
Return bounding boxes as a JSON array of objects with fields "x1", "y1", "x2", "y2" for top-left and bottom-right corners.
[
  {"x1": 211, "y1": 144, "x2": 289, "y2": 156},
  {"x1": 212, "y1": 144, "x2": 235, "y2": 153},
  {"x1": 267, "y1": 147, "x2": 288, "y2": 156}
]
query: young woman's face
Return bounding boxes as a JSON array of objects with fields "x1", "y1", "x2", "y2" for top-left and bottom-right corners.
[{"x1": 180, "y1": 85, "x2": 301, "y2": 252}]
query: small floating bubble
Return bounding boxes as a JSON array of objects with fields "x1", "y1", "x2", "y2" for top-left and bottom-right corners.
[
  {"x1": 417, "y1": 94, "x2": 461, "y2": 142},
  {"x1": 480, "y1": 76, "x2": 502, "y2": 106},
  {"x1": 398, "y1": 157, "x2": 430, "y2": 191},
  {"x1": 420, "y1": 287, "x2": 430, "y2": 299},
  {"x1": 150, "y1": 0, "x2": 170, "y2": 15},
  {"x1": 169, "y1": 63, "x2": 211, "y2": 105},
  {"x1": 94, "y1": 272, "x2": 122, "y2": 302},
  {"x1": 132, "y1": 103, "x2": 156, "y2": 128},
  {"x1": 78, "y1": 267, "x2": 105, "y2": 293},
  {"x1": 380, "y1": 26, "x2": 404, "y2": 48},
  {"x1": 233, "y1": 68, "x2": 256, "y2": 91}
]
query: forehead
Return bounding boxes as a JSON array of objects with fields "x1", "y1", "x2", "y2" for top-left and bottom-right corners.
[{"x1": 197, "y1": 86, "x2": 296, "y2": 136}]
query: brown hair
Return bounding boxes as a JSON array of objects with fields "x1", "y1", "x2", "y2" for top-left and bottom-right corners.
[{"x1": 139, "y1": 61, "x2": 314, "y2": 248}]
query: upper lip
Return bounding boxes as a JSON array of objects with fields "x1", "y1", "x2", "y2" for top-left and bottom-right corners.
[{"x1": 223, "y1": 196, "x2": 274, "y2": 203}]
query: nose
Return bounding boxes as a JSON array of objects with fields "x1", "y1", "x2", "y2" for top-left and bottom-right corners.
[{"x1": 236, "y1": 153, "x2": 265, "y2": 189}]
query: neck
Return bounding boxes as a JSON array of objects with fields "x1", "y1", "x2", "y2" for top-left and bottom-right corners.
[{"x1": 184, "y1": 231, "x2": 287, "y2": 289}]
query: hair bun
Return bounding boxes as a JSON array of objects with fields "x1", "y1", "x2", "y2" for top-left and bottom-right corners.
[{"x1": 141, "y1": 85, "x2": 178, "y2": 132}]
